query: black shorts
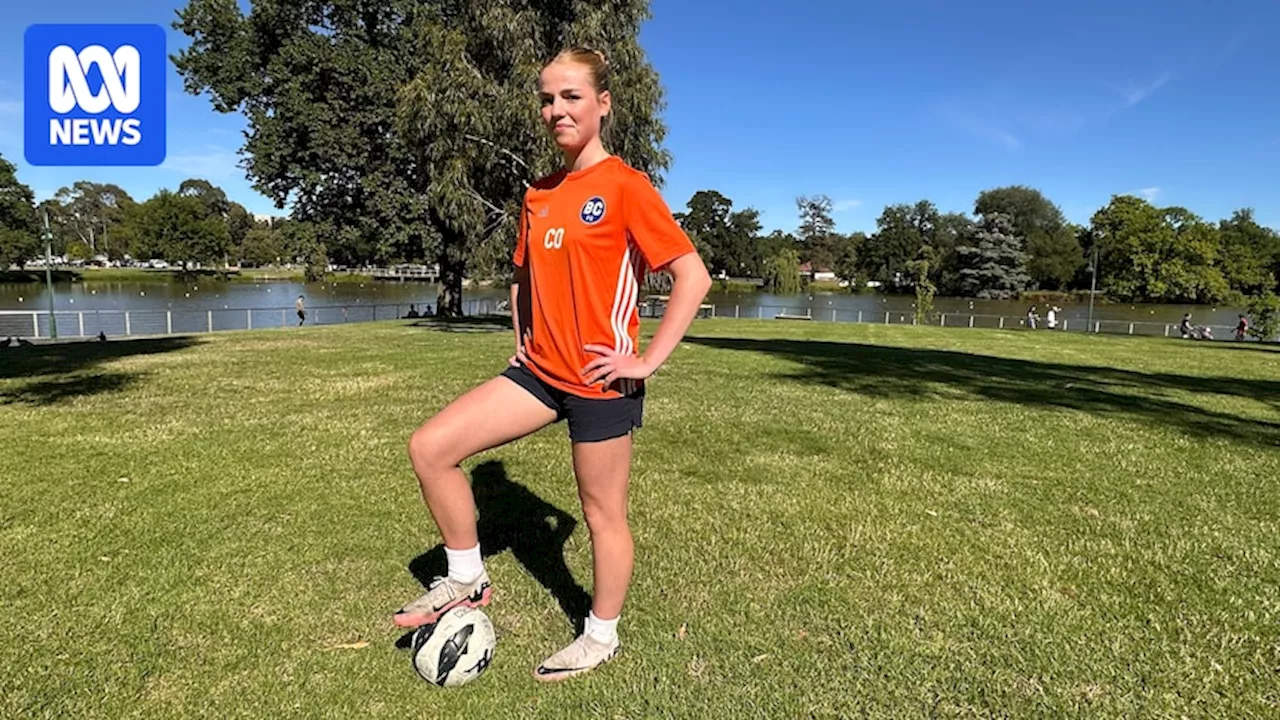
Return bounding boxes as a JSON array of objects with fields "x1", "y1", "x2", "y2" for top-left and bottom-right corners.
[{"x1": 501, "y1": 362, "x2": 644, "y2": 443}]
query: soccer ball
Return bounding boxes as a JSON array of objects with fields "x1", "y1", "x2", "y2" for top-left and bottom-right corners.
[{"x1": 410, "y1": 606, "x2": 496, "y2": 687}]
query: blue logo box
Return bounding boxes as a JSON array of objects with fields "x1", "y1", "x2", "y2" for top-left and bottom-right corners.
[{"x1": 24, "y1": 24, "x2": 167, "y2": 166}]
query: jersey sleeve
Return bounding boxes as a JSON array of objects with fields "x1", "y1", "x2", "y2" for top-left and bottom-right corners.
[
  {"x1": 512, "y1": 192, "x2": 530, "y2": 267},
  {"x1": 623, "y1": 172, "x2": 697, "y2": 271}
]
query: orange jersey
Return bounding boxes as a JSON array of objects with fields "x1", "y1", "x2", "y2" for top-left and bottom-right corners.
[{"x1": 513, "y1": 155, "x2": 696, "y2": 399}]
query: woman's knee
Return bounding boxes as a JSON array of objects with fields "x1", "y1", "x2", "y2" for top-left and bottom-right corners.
[
  {"x1": 408, "y1": 422, "x2": 453, "y2": 474},
  {"x1": 581, "y1": 496, "x2": 629, "y2": 535}
]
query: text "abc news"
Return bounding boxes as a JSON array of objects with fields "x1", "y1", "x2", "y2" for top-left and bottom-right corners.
[{"x1": 48, "y1": 44, "x2": 143, "y2": 146}]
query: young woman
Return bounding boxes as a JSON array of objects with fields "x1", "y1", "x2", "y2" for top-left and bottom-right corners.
[{"x1": 394, "y1": 47, "x2": 712, "y2": 682}]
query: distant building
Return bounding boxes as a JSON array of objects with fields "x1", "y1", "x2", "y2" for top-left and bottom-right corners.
[{"x1": 799, "y1": 262, "x2": 838, "y2": 283}]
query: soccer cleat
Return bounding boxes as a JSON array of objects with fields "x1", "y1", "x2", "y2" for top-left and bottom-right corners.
[
  {"x1": 393, "y1": 571, "x2": 492, "y2": 628},
  {"x1": 533, "y1": 633, "x2": 621, "y2": 683}
]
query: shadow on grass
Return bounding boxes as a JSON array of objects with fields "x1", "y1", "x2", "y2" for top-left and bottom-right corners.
[
  {"x1": 0, "y1": 336, "x2": 199, "y2": 406},
  {"x1": 408, "y1": 315, "x2": 511, "y2": 334},
  {"x1": 0, "y1": 336, "x2": 199, "y2": 380},
  {"x1": 1, "y1": 373, "x2": 141, "y2": 405},
  {"x1": 398, "y1": 460, "x2": 590, "y2": 648},
  {"x1": 685, "y1": 336, "x2": 1280, "y2": 448},
  {"x1": 1185, "y1": 341, "x2": 1280, "y2": 355}
]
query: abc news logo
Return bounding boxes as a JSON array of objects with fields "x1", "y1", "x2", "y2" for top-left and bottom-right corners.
[
  {"x1": 48, "y1": 44, "x2": 143, "y2": 146},
  {"x1": 24, "y1": 24, "x2": 166, "y2": 166}
]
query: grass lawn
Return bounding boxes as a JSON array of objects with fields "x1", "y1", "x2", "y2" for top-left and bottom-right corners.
[{"x1": 2, "y1": 318, "x2": 1278, "y2": 718}]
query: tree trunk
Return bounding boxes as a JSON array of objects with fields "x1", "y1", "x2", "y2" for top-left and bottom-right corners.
[{"x1": 436, "y1": 231, "x2": 466, "y2": 318}]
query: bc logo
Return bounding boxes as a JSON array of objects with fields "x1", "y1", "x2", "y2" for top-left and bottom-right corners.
[
  {"x1": 24, "y1": 24, "x2": 167, "y2": 166},
  {"x1": 580, "y1": 197, "x2": 606, "y2": 224}
]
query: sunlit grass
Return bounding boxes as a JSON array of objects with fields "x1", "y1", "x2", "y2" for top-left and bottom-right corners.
[{"x1": 2, "y1": 318, "x2": 1277, "y2": 717}]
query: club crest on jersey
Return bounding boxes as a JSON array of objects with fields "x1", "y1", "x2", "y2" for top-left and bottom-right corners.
[{"x1": 580, "y1": 196, "x2": 606, "y2": 224}]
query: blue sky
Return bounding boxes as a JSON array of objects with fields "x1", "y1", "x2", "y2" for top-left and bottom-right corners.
[{"x1": 3, "y1": 0, "x2": 1278, "y2": 235}]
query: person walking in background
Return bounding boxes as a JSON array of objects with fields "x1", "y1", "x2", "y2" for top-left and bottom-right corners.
[
  {"x1": 1046, "y1": 306, "x2": 1058, "y2": 330},
  {"x1": 1027, "y1": 305, "x2": 1038, "y2": 330},
  {"x1": 1236, "y1": 314, "x2": 1249, "y2": 341},
  {"x1": 296, "y1": 295, "x2": 306, "y2": 326}
]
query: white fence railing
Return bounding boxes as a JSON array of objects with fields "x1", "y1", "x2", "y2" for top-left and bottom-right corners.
[
  {"x1": 689, "y1": 303, "x2": 1250, "y2": 341},
  {"x1": 0, "y1": 298, "x2": 502, "y2": 340},
  {"x1": 0, "y1": 299, "x2": 1263, "y2": 343}
]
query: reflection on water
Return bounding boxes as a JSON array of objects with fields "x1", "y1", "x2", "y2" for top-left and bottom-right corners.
[{"x1": 0, "y1": 277, "x2": 1248, "y2": 329}]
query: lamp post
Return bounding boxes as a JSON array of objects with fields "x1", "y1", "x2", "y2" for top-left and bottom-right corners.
[{"x1": 43, "y1": 209, "x2": 57, "y2": 340}]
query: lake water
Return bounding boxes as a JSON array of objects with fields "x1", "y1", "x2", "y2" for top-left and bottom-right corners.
[{"x1": 0, "y1": 276, "x2": 1249, "y2": 334}]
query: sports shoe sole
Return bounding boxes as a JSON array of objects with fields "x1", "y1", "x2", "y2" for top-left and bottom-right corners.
[
  {"x1": 392, "y1": 585, "x2": 492, "y2": 629},
  {"x1": 532, "y1": 646, "x2": 620, "y2": 683}
]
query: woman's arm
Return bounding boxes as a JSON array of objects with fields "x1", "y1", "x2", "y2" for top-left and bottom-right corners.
[
  {"x1": 638, "y1": 252, "x2": 712, "y2": 372},
  {"x1": 582, "y1": 251, "x2": 711, "y2": 386},
  {"x1": 509, "y1": 264, "x2": 530, "y2": 366}
]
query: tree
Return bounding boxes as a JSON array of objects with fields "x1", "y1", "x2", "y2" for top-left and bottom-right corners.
[
  {"x1": 1089, "y1": 196, "x2": 1228, "y2": 303},
  {"x1": 126, "y1": 190, "x2": 230, "y2": 272},
  {"x1": 1218, "y1": 209, "x2": 1280, "y2": 297},
  {"x1": 795, "y1": 194, "x2": 840, "y2": 270},
  {"x1": 0, "y1": 154, "x2": 40, "y2": 269},
  {"x1": 177, "y1": 178, "x2": 230, "y2": 218},
  {"x1": 674, "y1": 190, "x2": 760, "y2": 277},
  {"x1": 931, "y1": 212, "x2": 974, "y2": 295},
  {"x1": 954, "y1": 212, "x2": 1031, "y2": 299},
  {"x1": 908, "y1": 258, "x2": 935, "y2": 323},
  {"x1": 49, "y1": 181, "x2": 135, "y2": 259},
  {"x1": 240, "y1": 225, "x2": 285, "y2": 267},
  {"x1": 832, "y1": 232, "x2": 865, "y2": 290},
  {"x1": 1247, "y1": 291, "x2": 1280, "y2": 342},
  {"x1": 861, "y1": 200, "x2": 939, "y2": 291},
  {"x1": 176, "y1": 0, "x2": 672, "y2": 316},
  {"x1": 975, "y1": 185, "x2": 1082, "y2": 290},
  {"x1": 393, "y1": 2, "x2": 670, "y2": 315},
  {"x1": 763, "y1": 247, "x2": 801, "y2": 295},
  {"x1": 174, "y1": 0, "x2": 433, "y2": 279},
  {"x1": 226, "y1": 202, "x2": 256, "y2": 262}
]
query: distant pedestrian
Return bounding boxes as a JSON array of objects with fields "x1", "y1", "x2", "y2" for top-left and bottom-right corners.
[
  {"x1": 1027, "y1": 305, "x2": 1038, "y2": 330},
  {"x1": 1235, "y1": 314, "x2": 1249, "y2": 341},
  {"x1": 296, "y1": 295, "x2": 306, "y2": 326},
  {"x1": 1046, "y1": 306, "x2": 1058, "y2": 330}
]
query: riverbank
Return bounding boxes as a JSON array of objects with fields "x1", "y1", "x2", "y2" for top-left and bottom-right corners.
[{"x1": 0, "y1": 267, "x2": 382, "y2": 284}]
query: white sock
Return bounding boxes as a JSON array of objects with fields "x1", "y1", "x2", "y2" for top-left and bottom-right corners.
[
  {"x1": 445, "y1": 544, "x2": 483, "y2": 584},
  {"x1": 585, "y1": 610, "x2": 619, "y2": 644}
]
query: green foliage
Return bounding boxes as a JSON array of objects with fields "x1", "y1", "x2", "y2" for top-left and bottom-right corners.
[
  {"x1": 0, "y1": 154, "x2": 40, "y2": 269},
  {"x1": 175, "y1": 0, "x2": 670, "y2": 317},
  {"x1": 240, "y1": 226, "x2": 285, "y2": 267},
  {"x1": 955, "y1": 212, "x2": 1031, "y2": 299},
  {"x1": 1090, "y1": 196, "x2": 1229, "y2": 303},
  {"x1": 764, "y1": 247, "x2": 802, "y2": 295},
  {"x1": 862, "y1": 200, "x2": 939, "y2": 291},
  {"x1": 49, "y1": 181, "x2": 136, "y2": 259},
  {"x1": 1247, "y1": 292, "x2": 1280, "y2": 342},
  {"x1": 1218, "y1": 209, "x2": 1280, "y2": 297},
  {"x1": 832, "y1": 232, "x2": 865, "y2": 291},
  {"x1": 126, "y1": 189, "x2": 231, "y2": 270},
  {"x1": 675, "y1": 190, "x2": 761, "y2": 277},
  {"x1": 976, "y1": 185, "x2": 1083, "y2": 290},
  {"x1": 908, "y1": 258, "x2": 935, "y2": 323}
]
